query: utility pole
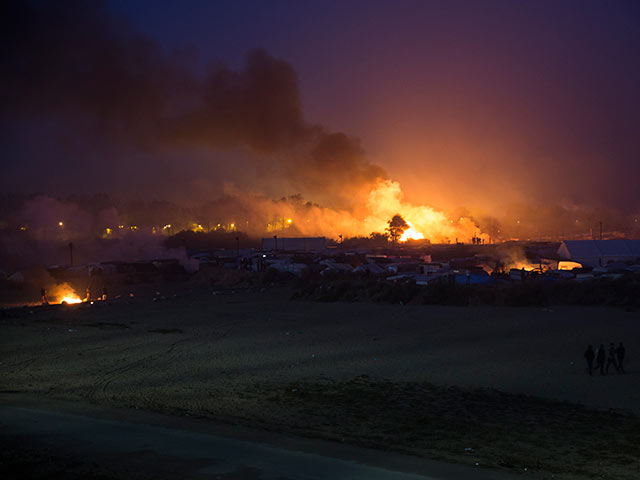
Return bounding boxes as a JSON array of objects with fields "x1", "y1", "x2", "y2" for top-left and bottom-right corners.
[{"x1": 273, "y1": 235, "x2": 277, "y2": 253}]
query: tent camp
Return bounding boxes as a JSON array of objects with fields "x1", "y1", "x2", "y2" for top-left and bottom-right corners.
[{"x1": 557, "y1": 240, "x2": 640, "y2": 267}]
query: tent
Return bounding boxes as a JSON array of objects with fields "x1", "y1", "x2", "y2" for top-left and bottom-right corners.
[{"x1": 557, "y1": 240, "x2": 640, "y2": 267}]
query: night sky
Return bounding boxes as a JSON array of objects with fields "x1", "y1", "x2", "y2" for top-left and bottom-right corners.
[{"x1": 2, "y1": 0, "x2": 640, "y2": 228}]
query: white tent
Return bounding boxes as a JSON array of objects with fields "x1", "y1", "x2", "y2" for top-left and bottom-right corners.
[{"x1": 557, "y1": 240, "x2": 640, "y2": 267}]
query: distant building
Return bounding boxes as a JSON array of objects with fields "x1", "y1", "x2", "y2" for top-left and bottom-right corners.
[
  {"x1": 261, "y1": 237, "x2": 326, "y2": 252},
  {"x1": 557, "y1": 239, "x2": 640, "y2": 267}
]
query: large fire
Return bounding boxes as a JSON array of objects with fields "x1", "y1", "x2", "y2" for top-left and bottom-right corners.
[
  {"x1": 206, "y1": 179, "x2": 488, "y2": 243},
  {"x1": 97, "y1": 178, "x2": 487, "y2": 244},
  {"x1": 364, "y1": 180, "x2": 487, "y2": 243}
]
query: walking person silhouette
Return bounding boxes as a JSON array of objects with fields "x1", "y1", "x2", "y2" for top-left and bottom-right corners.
[
  {"x1": 606, "y1": 343, "x2": 618, "y2": 374},
  {"x1": 616, "y1": 342, "x2": 626, "y2": 374},
  {"x1": 595, "y1": 344, "x2": 605, "y2": 375},
  {"x1": 584, "y1": 345, "x2": 595, "y2": 376}
]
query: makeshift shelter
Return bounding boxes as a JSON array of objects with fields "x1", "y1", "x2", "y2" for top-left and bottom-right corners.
[{"x1": 352, "y1": 263, "x2": 385, "y2": 275}]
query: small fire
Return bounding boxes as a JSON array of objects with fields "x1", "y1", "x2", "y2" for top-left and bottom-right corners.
[
  {"x1": 49, "y1": 282, "x2": 84, "y2": 305},
  {"x1": 60, "y1": 295, "x2": 83, "y2": 304},
  {"x1": 506, "y1": 261, "x2": 539, "y2": 272}
]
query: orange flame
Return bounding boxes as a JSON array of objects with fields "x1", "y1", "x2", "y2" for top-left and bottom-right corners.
[
  {"x1": 60, "y1": 295, "x2": 83, "y2": 304},
  {"x1": 399, "y1": 221, "x2": 425, "y2": 241},
  {"x1": 505, "y1": 261, "x2": 539, "y2": 272},
  {"x1": 49, "y1": 282, "x2": 84, "y2": 304}
]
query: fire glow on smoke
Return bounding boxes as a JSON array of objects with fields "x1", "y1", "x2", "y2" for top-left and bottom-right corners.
[
  {"x1": 207, "y1": 179, "x2": 488, "y2": 243},
  {"x1": 364, "y1": 180, "x2": 486, "y2": 243},
  {"x1": 201, "y1": 179, "x2": 487, "y2": 242}
]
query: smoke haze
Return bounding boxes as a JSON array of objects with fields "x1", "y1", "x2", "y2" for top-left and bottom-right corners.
[
  {"x1": 1, "y1": 0, "x2": 385, "y2": 211},
  {"x1": 1, "y1": 0, "x2": 639, "y2": 246}
]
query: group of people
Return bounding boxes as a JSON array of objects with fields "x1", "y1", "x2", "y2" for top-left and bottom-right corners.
[{"x1": 584, "y1": 343, "x2": 625, "y2": 376}]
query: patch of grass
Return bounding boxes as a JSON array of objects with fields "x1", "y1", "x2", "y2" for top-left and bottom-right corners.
[
  {"x1": 82, "y1": 322, "x2": 129, "y2": 330},
  {"x1": 147, "y1": 328, "x2": 183, "y2": 334},
  {"x1": 227, "y1": 376, "x2": 640, "y2": 479}
]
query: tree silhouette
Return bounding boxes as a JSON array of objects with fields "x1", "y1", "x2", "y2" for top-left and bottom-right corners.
[{"x1": 387, "y1": 214, "x2": 409, "y2": 243}]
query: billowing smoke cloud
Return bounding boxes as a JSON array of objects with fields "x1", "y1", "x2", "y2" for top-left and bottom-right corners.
[{"x1": 1, "y1": 0, "x2": 384, "y2": 209}]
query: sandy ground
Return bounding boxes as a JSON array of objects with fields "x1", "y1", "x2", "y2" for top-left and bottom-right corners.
[{"x1": 1, "y1": 287, "x2": 639, "y2": 478}]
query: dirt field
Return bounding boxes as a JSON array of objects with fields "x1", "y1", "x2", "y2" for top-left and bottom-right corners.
[{"x1": 1, "y1": 287, "x2": 639, "y2": 478}]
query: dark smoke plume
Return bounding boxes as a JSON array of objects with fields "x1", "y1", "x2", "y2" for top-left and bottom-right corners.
[{"x1": 1, "y1": 0, "x2": 385, "y2": 208}]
